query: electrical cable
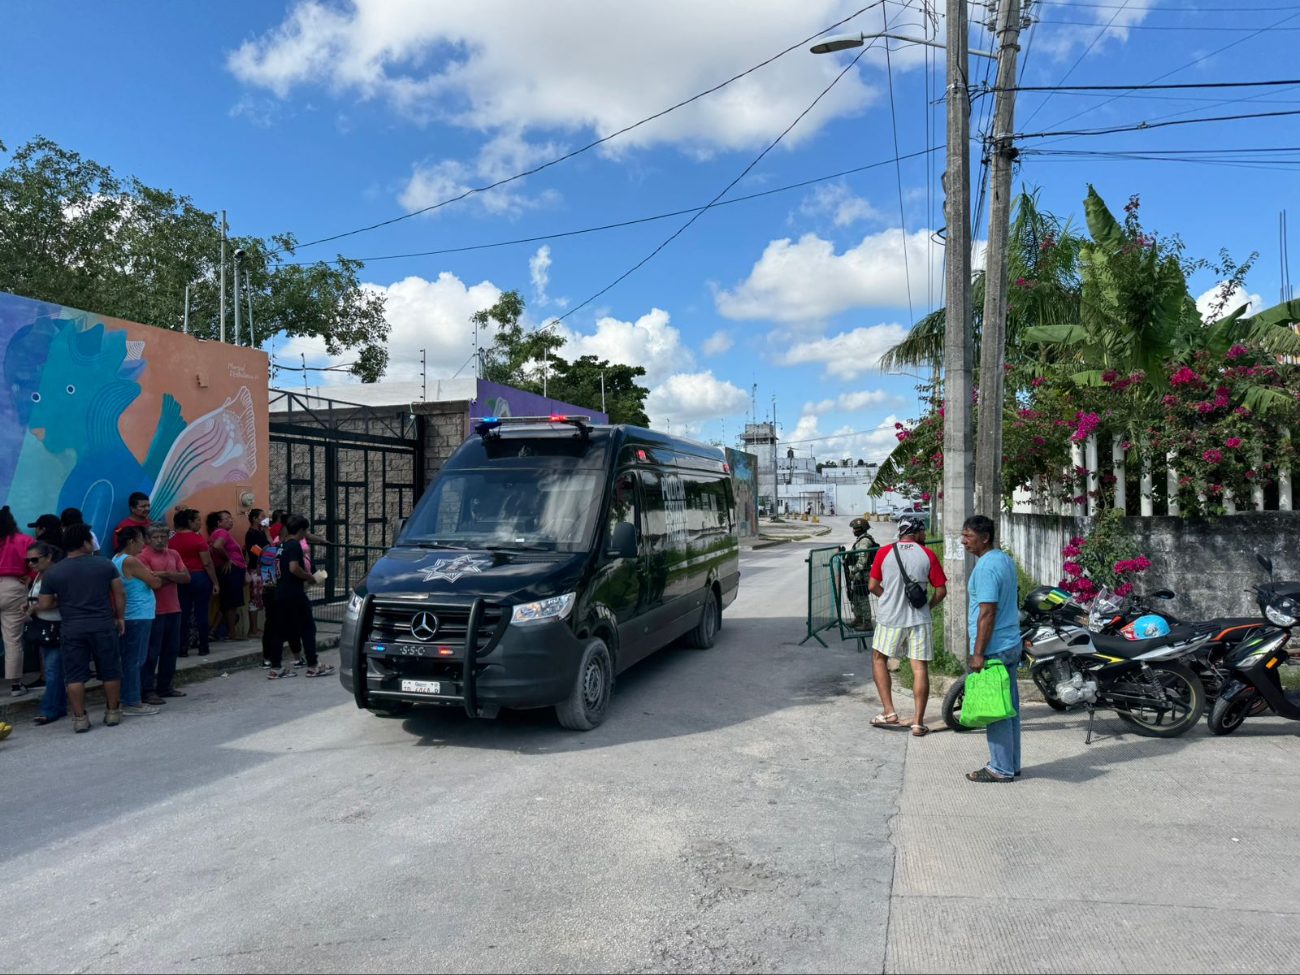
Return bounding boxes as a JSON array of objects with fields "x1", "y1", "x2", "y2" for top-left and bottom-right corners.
[
  {"x1": 1016, "y1": 107, "x2": 1300, "y2": 140},
  {"x1": 543, "y1": 3, "x2": 923, "y2": 330},
  {"x1": 989, "y1": 78, "x2": 1300, "y2": 92},
  {"x1": 1032, "y1": 0, "x2": 1300, "y2": 10},
  {"x1": 1037, "y1": 19, "x2": 1300, "y2": 29},
  {"x1": 1017, "y1": 0, "x2": 1132, "y2": 132},
  {"x1": 291, "y1": 1, "x2": 890, "y2": 251},
  {"x1": 273, "y1": 145, "x2": 944, "y2": 268},
  {"x1": 881, "y1": 9, "x2": 916, "y2": 327}
]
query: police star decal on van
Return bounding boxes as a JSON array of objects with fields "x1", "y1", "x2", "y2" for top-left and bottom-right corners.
[{"x1": 420, "y1": 554, "x2": 490, "y2": 583}]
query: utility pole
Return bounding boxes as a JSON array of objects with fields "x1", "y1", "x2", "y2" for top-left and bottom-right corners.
[
  {"x1": 183, "y1": 284, "x2": 191, "y2": 335},
  {"x1": 421, "y1": 349, "x2": 427, "y2": 402},
  {"x1": 219, "y1": 210, "x2": 228, "y2": 343},
  {"x1": 771, "y1": 395, "x2": 779, "y2": 519},
  {"x1": 245, "y1": 271, "x2": 255, "y2": 347},
  {"x1": 942, "y1": 0, "x2": 975, "y2": 662},
  {"x1": 600, "y1": 371, "x2": 607, "y2": 416},
  {"x1": 233, "y1": 248, "x2": 242, "y2": 346},
  {"x1": 974, "y1": 0, "x2": 1025, "y2": 515}
]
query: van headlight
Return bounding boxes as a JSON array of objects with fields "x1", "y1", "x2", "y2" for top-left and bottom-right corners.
[
  {"x1": 345, "y1": 592, "x2": 364, "y2": 621},
  {"x1": 510, "y1": 593, "x2": 576, "y2": 625}
]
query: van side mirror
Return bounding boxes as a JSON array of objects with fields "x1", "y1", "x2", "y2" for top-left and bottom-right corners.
[
  {"x1": 609, "y1": 521, "x2": 638, "y2": 560},
  {"x1": 1257, "y1": 553, "x2": 1274, "y2": 577},
  {"x1": 394, "y1": 517, "x2": 407, "y2": 546}
]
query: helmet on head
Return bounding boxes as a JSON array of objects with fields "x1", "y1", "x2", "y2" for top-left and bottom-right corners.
[
  {"x1": 1121, "y1": 615, "x2": 1171, "y2": 641},
  {"x1": 1022, "y1": 585, "x2": 1072, "y2": 615},
  {"x1": 850, "y1": 517, "x2": 870, "y2": 536},
  {"x1": 897, "y1": 516, "x2": 926, "y2": 539}
]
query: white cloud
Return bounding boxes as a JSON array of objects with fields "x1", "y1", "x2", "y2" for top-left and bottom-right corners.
[
  {"x1": 1035, "y1": 0, "x2": 1160, "y2": 60},
  {"x1": 644, "y1": 371, "x2": 750, "y2": 432},
  {"x1": 788, "y1": 414, "x2": 905, "y2": 465},
  {"x1": 796, "y1": 183, "x2": 882, "y2": 228},
  {"x1": 555, "y1": 307, "x2": 694, "y2": 386},
  {"x1": 803, "y1": 389, "x2": 900, "y2": 415},
  {"x1": 530, "y1": 245, "x2": 553, "y2": 306},
  {"x1": 780, "y1": 323, "x2": 909, "y2": 380},
  {"x1": 714, "y1": 228, "x2": 944, "y2": 324},
  {"x1": 1196, "y1": 281, "x2": 1263, "y2": 323},
  {"x1": 702, "y1": 330, "x2": 734, "y2": 356},
  {"x1": 399, "y1": 132, "x2": 563, "y2": 217},
  {"x1": 227, "y1": 0, "x2": 882, "y2": 154}
]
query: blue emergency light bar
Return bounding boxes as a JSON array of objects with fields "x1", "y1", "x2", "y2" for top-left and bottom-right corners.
[{"x1": 473, "y1": 414, "x2": 594, "y2": 438}]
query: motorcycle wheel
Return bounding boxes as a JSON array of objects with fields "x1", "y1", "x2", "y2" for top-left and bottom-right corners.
[
  {"x1": 1208, "y1": 692, "x2": 1255, "y2": 736},
  {"x1": 1113, "y1": 662, "x2": 1205, "y2": 738},
  {"x1": 941, "y1": 677, "x2": 975, "y2": 734}
]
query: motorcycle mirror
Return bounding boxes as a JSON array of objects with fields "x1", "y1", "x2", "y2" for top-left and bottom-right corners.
[
  {"x1": 1257, "y1": 553, "x2": 1274, "y2": 577},
  {"x1": 1151, "y1": 588, "x2": 1175, "y2": 600}
]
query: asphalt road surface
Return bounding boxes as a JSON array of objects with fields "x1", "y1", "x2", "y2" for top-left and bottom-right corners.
[{"x1": 2, "y1": 532, "x2": 905, "y2": 974}]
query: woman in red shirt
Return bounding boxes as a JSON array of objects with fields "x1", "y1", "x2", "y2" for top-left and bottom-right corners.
[
  {"x1": 206, "y1": 510, "x2": 247, "y2": 642},
  {"x1": 169, "y1": 509, "x2": 219, "y2": 657}
]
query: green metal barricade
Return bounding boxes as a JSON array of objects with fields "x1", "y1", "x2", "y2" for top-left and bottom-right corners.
[
  {"x1": 800, "y1": 545, "x2": 844, "y2": 647},
  {"x1": 826, "y1": 540, "x2": 946, "y2": 652}
]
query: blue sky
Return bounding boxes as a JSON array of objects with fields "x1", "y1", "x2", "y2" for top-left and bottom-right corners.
[{"x1": 4, "y1": 0, "x2": 1299, "y2": 461}]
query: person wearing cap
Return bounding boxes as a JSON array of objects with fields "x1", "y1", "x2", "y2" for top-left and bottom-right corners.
[
  {"x1": 845, "y1": 517, "x2": 879, "y2": 631},
  {"x1": 867, "y1": 516, "x2": 947, "y2": 737},
  {"x1": 28, "y1": 514, "x2": 66, "y2": 556}
]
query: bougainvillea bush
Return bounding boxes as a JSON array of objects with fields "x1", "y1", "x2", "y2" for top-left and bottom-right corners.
[{"x1": 1059, "y1": 509, "x2": 1151, "y2": 603}]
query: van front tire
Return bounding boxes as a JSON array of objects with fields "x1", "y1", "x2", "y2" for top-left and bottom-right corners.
[
  {"x1": 555, "y1": 638, "x2": 613, "y2": 731},
  {"x1": 685, "y1": 589, "x2": 719, "y2": 649}
]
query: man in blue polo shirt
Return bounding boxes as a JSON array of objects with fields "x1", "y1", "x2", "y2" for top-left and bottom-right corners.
[{"x1": 961, "y1": 514, "x2": 1022, "y2": 782}]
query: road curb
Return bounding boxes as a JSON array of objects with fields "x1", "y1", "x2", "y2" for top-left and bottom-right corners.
[{"x1": 0, "y1": 636, "x2": 341, "y2": 722}]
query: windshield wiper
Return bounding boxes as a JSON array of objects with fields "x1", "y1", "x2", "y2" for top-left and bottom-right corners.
[
  {"x1": 481, "y1": 543, "x2": 555, "y2": 553},
  {"x1": 404, "y1": 540, "x2": 469, "y2": 550}
]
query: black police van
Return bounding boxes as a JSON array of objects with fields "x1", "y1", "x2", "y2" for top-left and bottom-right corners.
[{"x1": 339, "y1": 415, "x2": 741, "y2": 730}]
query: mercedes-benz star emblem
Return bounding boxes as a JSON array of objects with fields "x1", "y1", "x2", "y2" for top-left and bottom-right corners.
[{"x1": 410, "y1": 611, "x2": 439, "y2": 642}]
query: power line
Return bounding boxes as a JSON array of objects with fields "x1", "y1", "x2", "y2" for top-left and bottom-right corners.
[
  {"x1": 544, "y1": 6, "x2": 920, "y2": 330},
  {"x1": 989, "y1": 78, "x2": 1300, "y2": 92},
  {"x1": 291, "y1": 2, "x2": 890, "y2": 251},
  {"x1": 1017, "y1": 0, "x2": 1132, "y2": 132},
  {"x1": 1038, "y1": 19, "x2": 1300, "y2": 29},
  {"x1": 881, "y1": 10, "x2": 916, "y2": 327},
  {"x1": 1016, "y1": 107, "x2": 1300, "y2": 140},
  {"x1": 274, "y1": 145, "x2": 944, "y2": 268},
  {"x1": 1030, "y1": 0, "x2": 1300, "y2": 9}
]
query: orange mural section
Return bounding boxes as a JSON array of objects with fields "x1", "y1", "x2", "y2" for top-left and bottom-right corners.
[{"x1": 0, "y1": 290, "x2": 269, "y2": 544}]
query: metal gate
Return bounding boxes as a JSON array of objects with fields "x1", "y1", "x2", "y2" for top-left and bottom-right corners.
[{"x1": 268, "y1": 389, "x2": 425, "y2": 621}]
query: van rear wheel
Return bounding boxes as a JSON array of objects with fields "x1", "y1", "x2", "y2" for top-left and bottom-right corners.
[
  {"x1": 555, "y1": 638, "x2": 613, "y2": 731},
  {"x1": 685, "y1": 589, "x2": 719, "y2": 649}
]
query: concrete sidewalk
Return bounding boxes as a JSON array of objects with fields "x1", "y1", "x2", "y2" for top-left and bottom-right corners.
[
  {"x1": 1, "y1": 624, "x2": 341, "y2": 723},
  {"x1": 882, "y1": 701, "x2": 1300, "y2": 973}
]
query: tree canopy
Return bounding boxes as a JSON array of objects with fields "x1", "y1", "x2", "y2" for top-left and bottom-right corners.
[
  {"x1": 0, "y1": 136, "x2": 390, "y2": 380},
  {"x1": 475, "y1": 290, "x2": 651, "y2": 425}
]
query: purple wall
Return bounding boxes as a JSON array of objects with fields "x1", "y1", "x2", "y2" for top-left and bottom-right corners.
[{"x1": 473, "y1": 380, "x2": 609, "y2": 429}]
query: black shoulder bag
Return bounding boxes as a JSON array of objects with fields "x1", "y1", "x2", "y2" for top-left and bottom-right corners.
[{"x1": 892, "y1": 544, "x2": 930, "y2": 609}]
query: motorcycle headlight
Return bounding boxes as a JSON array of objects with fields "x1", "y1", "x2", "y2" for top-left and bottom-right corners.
[
  {"x1": 510, "y1": 592, "x2": 576, "y2": 626},
  {"x1": 345, "y1": 592, "x2": 364, "y2": 621},
  {"x1": 1264, "y1": 604, "x2": 1298, "y2": 627}
]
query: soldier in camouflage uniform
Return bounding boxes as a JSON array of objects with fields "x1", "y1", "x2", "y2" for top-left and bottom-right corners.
[{"x1": 845, "y1": 517, "x2": 879, "y2": 631}]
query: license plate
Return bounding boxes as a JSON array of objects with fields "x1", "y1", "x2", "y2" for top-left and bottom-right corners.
[{"x1": 400, "y1": 680, "x2": 442, "y2": 695}]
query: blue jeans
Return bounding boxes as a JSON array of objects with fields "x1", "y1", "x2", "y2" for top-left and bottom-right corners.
[
  {"x1": 178, "y1": 573, "x2": 213, "y2": 655},
  {"x1": 985, "y1": 650, "x2": 1022, "y2": 778},
  {"x1": 119, "y1": 619, "x2": 153, "y2": 706},
  {"x1": 39, "y1": 645, "x2": 67, "y2": 720},
  {"x1": 143, "y1": 612, "x2": 181, "y2": 697}
]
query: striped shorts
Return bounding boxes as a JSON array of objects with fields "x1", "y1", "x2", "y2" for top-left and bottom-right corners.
[{"x1": 872, "y1": 623, "x2": 934, "y2": 662}]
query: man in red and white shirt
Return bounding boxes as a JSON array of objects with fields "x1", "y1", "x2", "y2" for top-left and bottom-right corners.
[{"x1": 868, "y1": 516, "x2": 947, "y2": 737}]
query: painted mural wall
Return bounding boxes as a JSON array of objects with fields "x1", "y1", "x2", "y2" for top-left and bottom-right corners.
[
  {"x1": 474, "y1": 379, "x2": 609, "y2": 429},
  {"x1": 726, "y1": 447, "x2": 759, "y2": 537},
  {"x1": 0, "y1": 290, "x2": 269, "y2": 547}
]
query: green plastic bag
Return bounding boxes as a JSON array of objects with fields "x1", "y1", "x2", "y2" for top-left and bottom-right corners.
[{"x1": 959, "y1": 660, "x2": 1017, "y2": 728}]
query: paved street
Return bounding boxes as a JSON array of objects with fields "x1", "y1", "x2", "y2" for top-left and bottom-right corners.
[{"x1": 2, "y1": 528, "x2": 1299, "y2": 973}]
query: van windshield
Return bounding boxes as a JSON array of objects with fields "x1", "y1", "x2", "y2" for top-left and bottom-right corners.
[{"x1": 401, "y1": 468, "x2": 604, "y2": 552}]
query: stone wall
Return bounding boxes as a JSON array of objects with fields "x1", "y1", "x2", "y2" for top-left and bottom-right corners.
[
  {"x1": 1001, "y1": 511, "x2": 1300, "y2": 618},
  {"x1": 413, "y1": 400, "x2": 470, "y2": 488}
]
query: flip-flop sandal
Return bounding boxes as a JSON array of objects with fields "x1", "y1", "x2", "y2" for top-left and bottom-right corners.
[
  {"x1": 871, "y1": 712, "x2": 899, "y2": 728},
  {"x1": 966, "y1": 767, "x2": 1014, "y2": 783},
  {"x1": 910, "y1": 724, "x2": 930, "y2": 737}
]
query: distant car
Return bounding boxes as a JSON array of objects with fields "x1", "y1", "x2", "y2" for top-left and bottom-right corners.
[{"x1": 890, "y1": 504, "x2": 931, "y2": 523}]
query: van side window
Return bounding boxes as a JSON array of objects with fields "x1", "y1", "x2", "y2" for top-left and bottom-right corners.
[
  {"x1": 608, "y1": 472, "x2": 639, "y2": 550},
  {"x1": 639, "y1": 469, "x2": 667, "y2": 554}
]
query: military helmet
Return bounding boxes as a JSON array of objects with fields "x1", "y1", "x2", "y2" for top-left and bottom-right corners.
[{"x1": 850, "y1": 517, "x2": 870, "y2": 535}]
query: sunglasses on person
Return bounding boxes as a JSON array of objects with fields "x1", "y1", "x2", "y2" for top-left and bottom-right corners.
[{"x1": 25, "y1": 556, "x2": 44, "y2": 564}]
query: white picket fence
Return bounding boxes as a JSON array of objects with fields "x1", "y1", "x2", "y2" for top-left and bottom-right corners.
[{"x1": 1011, "y1": 428, "x2": 1296, "y2": 516}]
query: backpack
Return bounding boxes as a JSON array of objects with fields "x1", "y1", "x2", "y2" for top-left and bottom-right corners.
[{"x1": 259, "y1": 542, "x2": 282, "y2": 588}]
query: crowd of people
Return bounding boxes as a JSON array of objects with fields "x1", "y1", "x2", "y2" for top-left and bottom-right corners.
[{"x1": 0, "y1": 496, "x2": 335, "y2": 737}]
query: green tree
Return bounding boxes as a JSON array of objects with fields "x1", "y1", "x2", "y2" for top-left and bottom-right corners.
[
  {"x1": 0, "y1": 136, "x2": 390, "y2": 380},
  {"x1": 475, "y1": 291, "x2": 650, "y2": 425}
]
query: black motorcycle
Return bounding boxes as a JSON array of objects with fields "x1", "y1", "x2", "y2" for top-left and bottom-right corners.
[
  {"x1": 1206, "y1": 555, "x2": 1300, "y2": 735},
  {"x1": 942, "y1": 586, "x2": 1208, "y2": 741}
]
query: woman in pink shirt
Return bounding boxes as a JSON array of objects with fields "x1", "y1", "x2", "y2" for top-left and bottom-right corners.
[
  {"x1": 206, "y1": 510, "x2": 247, "y2": 642},
  {"x1": 139, "y1": 524, "x2": 191, "y2": 702},
  {"x1": 0, "y1": 506, "x2": 36, "y2": 697}
]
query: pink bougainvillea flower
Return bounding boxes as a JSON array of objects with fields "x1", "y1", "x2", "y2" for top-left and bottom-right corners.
[
  {"x1": 1063, "y1": 561, "x2": 1083, "y2": 577},
  {"x1": 1116, "y1": 582, "x2": 1135, "y2": 597},
  {"x1": 1169, "y1": 366, "x2": 1199, "y2": 386},
  {"x1": 1244, "y1": 470, "x2": 1255, "y2": 480},
  {"x1": 1070, "y1": 537, "x2": 1085, "y2": 546},
  {"x1": 1203, "y1": 449, "x2": 1223, "y2": 464},
  {"x1": 894, "y1": 422, "x2": 903, "y2": 429},
  {"x1": 1162, "y1": 395, "x2": 1178, "y2": 407},
  {"x1": 1031, "y1": 377, "x2": 1047, "y2": 387},
  {"x1": 1101, "y1": 369, "x2": 1119, "y2": 383},
  {"x1": 1062, "y1": 544, "x2": 1082, "y2": 558},
  {"x1": 920, "y1": 492, "x2": 931, "y2": 502},
  {"x1": 1225, "y1": 344, "x2": 1249, "y2": 360},
  {"x1": 1225, "y1": 437, "x2": 1242, "y2": 449}
]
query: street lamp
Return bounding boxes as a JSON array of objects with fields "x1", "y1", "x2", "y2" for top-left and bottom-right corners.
[{"x1": 809, "y1": 31, "x2": 995, "y2": 59}]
